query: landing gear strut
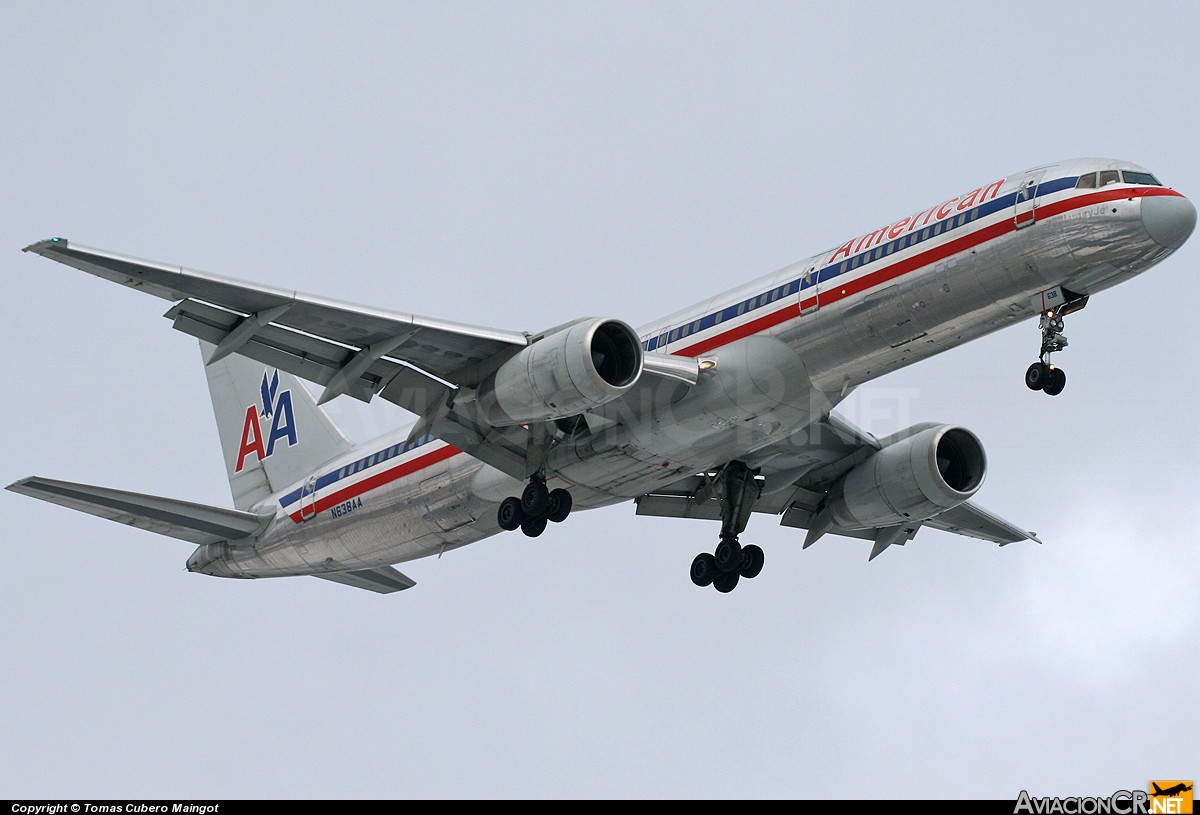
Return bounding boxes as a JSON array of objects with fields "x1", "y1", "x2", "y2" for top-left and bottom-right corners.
[
  {"x1": 497, "y1": 474, "x2": 573, "y2": 537},
  {"x1": 689, "y1": 461, "x2": 765, "y2": 593},
  {"x1": 1025, "y1": 289, "x2": 1087, "y2": 396},
  {"x1": 1025, "y1": 310, "x2": 1068, "y2": 396}
]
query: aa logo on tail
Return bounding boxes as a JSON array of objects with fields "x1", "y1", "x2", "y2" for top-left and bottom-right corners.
[{"x1": 235, "y1": 370, "x2": 298, "y2": 472}]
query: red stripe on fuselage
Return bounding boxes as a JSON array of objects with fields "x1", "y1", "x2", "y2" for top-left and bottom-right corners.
[
  {"x1": 674, "y1": 186, "x2": 1183, "y2": 357},
  {"x1": 286, "y1": 187, "x2": 1184, "y2": 515},
  {"x1": 288, "y1": 443, "x2": 463, "y2": 523}
]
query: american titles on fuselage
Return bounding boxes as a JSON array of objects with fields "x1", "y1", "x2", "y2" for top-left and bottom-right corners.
[{"x1": 827, "y1": 177, "x2": 1006, "y2": 264}]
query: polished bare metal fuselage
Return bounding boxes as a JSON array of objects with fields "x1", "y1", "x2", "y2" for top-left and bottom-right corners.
[{"x1": 197, "y1": 159, "x2": 1183, "y2": 579}]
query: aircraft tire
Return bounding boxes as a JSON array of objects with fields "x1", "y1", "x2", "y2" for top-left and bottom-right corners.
[
  {"x1": 546, "y1": 489, "x2": 573, "y2": 523},
  {"x1": 497, "y1": 496, "x2": 525, "y2": 531},
  {"x1": 1043, "y1": 367, "x2": 1066, "y2": 396},
  {"x1": 1025, "y1": 362, "x2": 1048, "y2": 390},
  {"x1": 521, "y1": 481, "x2": 550, "y2": 516},
  {"x1": 714, "y1": 536, "x2": 743, "y2": 573},
  {"x1": 690, "y1": 553, "x2": 718, "y2": 587},
  {"x1": 521, "y1": 515, "x2": 548, "y2": 538},
  {"x1": 739, "y1": 544, "x2": 765, "y2": 579},
  {"x1": 713, "y1": 571, "x2": 740, "y2": 593}
]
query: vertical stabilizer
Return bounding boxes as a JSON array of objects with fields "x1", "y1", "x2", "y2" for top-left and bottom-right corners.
[{"x1": 199, "y1": 341, "x2": 354, "y2": 510}]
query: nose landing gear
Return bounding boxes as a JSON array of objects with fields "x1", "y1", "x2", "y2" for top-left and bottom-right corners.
[
  {"x1": 1025, "y1": 288, "x2": 1087, "y2": 396},
  {"x1": 1025, "y1": 310, "x2": 1069, "y2": 396}
]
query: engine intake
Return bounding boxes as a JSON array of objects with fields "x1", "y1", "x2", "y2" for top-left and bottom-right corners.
[
  {"x1": 825, "y1": 424, "x2": 986, "y2": 530},
  {"x1": 476, "y1": 317, "x2": 642, "y2": 426}
]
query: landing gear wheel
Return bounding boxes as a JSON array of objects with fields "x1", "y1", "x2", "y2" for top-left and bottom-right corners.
[
  {"x1": 1044, "y1": 366, "x2": 1066, "y2": 396},
  {"x1": 1025, "y1": 361, "x2": 1048, "y2": 391},
  {"x1": 520, "y1": 515, "x2": 548, "y2": 538},
  {"x1": 714, "y1": 536, "x2": 743, "y2": 573},
  {"x1": 497, "y1": 496, "x2": 525, "y2": 531},
  {"x1": 713, "y1": 572, "x2": 740, "y2": 593},
  {"x1": 546, "y1": 488, "x2": 573, "y2": 523},
  {"x1": 521, "y1": 480, "x2": 550, "y2": 516},
  {"x1": 738, "y1": 544, "x2": 765, "y2": 579},
  {"x1": 690, "y1": 553, "x2": 718, "y2": 587}
]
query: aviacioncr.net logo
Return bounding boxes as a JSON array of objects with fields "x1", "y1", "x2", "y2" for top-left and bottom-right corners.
[{"x1": 1015, "y1": 783, "x2": 1193, "y2": 815}]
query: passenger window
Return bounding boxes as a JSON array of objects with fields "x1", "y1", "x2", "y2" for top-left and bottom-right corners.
[
  {"x1": 1075, "y1": 172, "x2": 1097, "y2": 189},
  {"x1": 1099, "y1": 170, "x2": 1120, "y2": 186}
]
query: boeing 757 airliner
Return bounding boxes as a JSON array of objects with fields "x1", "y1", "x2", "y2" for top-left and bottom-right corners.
[{"x1": 9, "y1": 157, "x2": 1195, "y2": 593}]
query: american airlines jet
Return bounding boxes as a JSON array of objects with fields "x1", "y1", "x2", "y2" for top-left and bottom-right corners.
[{"x1": 9, "y1": 157, "x2": 1195, "y2": 594}]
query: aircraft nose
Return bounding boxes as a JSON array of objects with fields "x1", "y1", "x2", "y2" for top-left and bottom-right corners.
[{"x1": 1142, "y1": 194, "x2": 1197, "y2": 251}]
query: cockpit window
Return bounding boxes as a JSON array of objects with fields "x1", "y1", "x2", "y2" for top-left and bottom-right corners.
[
  {"x1": 1122, "y1": 170, "x2": 1161, "y2": 186},
  {"x1": 1075, "y1": 172, "x2": 1097, "y2": 189},
  {"x1": 1099, "y1": 170, "x2": 1121, "y2": 187}
]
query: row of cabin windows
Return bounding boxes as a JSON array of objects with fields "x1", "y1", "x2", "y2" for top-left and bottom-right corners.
[
  {"x1": 334, "y1": 433, "x2": 433, "y2": 480},
  {"x1": 659, "y1": 282, "x2": 796, "y2": 344},
  {"x1": 1076, "y1": 169, "x2": 1161, "y2": 189},
  {"x1": 652, "y1": 203, "x2": 985, "y2": 348},
  {"x1": 834, "y1": 208, "x2": 979, "y2": 276}
]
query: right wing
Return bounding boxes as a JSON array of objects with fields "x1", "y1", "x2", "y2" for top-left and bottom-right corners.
[
  {"x1": 25, "y1": 238, "x2": 698, "y2": 481},
  {"x1": 23, "y1": 238, "x2": 540, "y2": 478}
]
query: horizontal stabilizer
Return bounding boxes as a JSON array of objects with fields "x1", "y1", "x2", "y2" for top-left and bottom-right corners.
[
  {"x1": 312, "y1": 566, "x2": 416, "y2": 594},
  {"x1": 6, "y1": 476, "x2": 272, "y2": 545}
]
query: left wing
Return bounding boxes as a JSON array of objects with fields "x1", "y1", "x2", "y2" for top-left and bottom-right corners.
[
  {"x1": 23, "y1": 238, "x2": 549, "y2": 477},
  {"x1": 635, "y1": 412, "x2": 1039, "y2": 559}
]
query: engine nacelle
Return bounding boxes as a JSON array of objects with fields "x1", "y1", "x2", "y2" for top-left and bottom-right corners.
[
  {"x1": 476, "y1": 317, "x2": 643, "y2": 426},
  {"x1": 825, "y1": 424, "x2": 986, "y2": 530}
]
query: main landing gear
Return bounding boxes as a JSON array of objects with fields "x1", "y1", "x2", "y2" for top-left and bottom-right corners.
[
  {"x1": 496, "y1": 475, "x2": 573, "y2": 538},
  {"x1": 689, "y1": 461, "x2": 766, "y2": 594},
  {"x1": 1025, "y1": 308, "x2": 1068, "y2": 396}
]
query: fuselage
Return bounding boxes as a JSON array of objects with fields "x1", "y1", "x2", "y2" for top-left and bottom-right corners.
[{"x1": 188, "y1": 157, "x2": 1195, "y2": 580}]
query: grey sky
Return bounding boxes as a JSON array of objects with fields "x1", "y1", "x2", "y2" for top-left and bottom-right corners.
[{"x1": 2, "y1": 0, "x2": 1196, "y2": 800}]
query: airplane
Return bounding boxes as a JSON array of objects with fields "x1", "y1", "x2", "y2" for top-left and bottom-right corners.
[
  {"x1": 7, "y1": 157, "x2": 1195, "y2": 594},
  {"x1": 1152, "y1": 783, "x2": 1193, "y2": 798}
]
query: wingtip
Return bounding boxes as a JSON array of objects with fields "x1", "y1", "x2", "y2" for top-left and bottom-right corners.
[{"x1": 22, "y1": 237, "x2": 68, "y2": 254}]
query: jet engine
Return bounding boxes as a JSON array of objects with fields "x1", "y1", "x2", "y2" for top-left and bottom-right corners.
[
  {"x1": 825, "y1": 424, "x2": 986, "y2": 530},
  {"x1": 476, "y1": 317, "x2": 643, "y2": 426}
]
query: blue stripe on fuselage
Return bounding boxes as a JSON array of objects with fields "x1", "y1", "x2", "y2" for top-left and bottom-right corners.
[
  {"x1": 278, "y1": 432, "x2": 436, "y2": 509},
  {"x1": 643, "y1": 175, "x2": 1078, "y2": 352}
]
